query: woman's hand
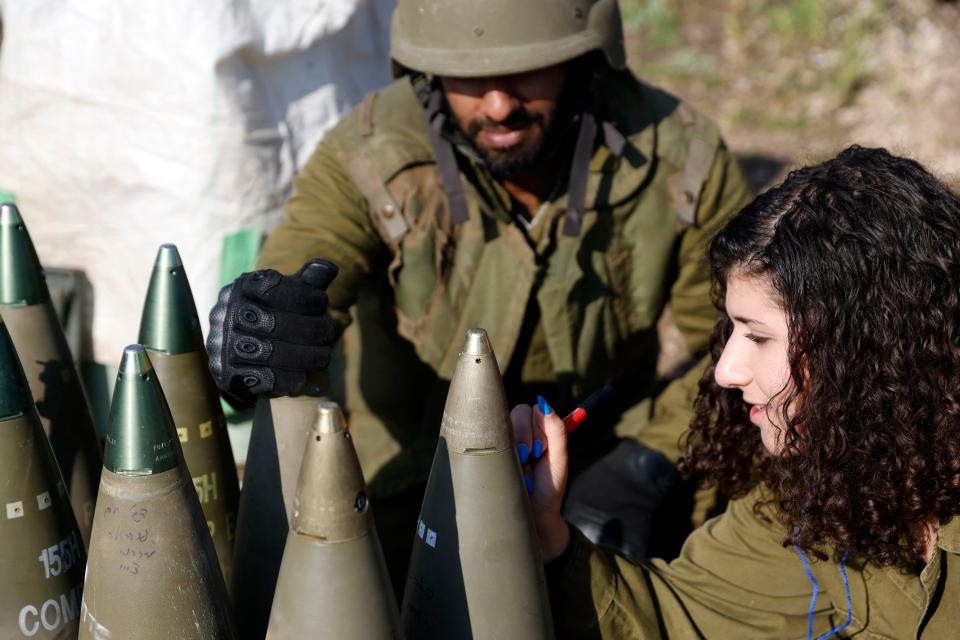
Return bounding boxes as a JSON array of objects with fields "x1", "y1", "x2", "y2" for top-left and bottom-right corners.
[{"x1": 511, "y1": 396, "x2": 571, "y2": 562}]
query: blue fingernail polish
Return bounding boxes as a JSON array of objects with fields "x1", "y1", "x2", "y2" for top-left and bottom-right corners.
[
  {"x1": 537, "y1": 395, "x2": 552, "y2": 416},
  {"x1": 517, "y1": 443, "x2": 530, "y2": 464},
  {"x1": 524, "y1": 474, "x2": 534, "y2": 494},
  {"x1": 533, "y1": 439, "x2": 544, "y2": 459}
]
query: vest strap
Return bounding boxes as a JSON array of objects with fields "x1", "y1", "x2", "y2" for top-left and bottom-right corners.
[{"x1": 344, "y1": 154, "x2": 410, "y2": 242}]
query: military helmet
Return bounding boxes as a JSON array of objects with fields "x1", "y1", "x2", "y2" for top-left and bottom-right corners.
[{"x1": 390, "y1": 0, "x2": 626, "y2": 78}]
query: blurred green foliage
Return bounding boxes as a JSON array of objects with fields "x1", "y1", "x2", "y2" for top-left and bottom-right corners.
[
  {"x1": 622, "y1": 0, "x2": 716, "y2": 81},
  {"x1": 622, "y1": 0, "x2": 683, "y2": 48},
  {"x1": 762, "y1": 0, "x2": 830, "y2": 43},
  {"x1": 621, "y1": 0, "x2": 888, "y2": 131}
]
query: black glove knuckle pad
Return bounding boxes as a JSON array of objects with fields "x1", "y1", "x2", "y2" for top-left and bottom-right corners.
[
  {"x1": 239, "y1": 269, "x2": 283, "y2": 300},
  {"x1": 235, "y1": 302, "x2": 276, "y2": 336},
  {"x1": 227, "y1": 366, "x2": 275, "y2": 396},
  {"x1": 231, "y1": 335, "x2": 273, "y2": 364}
]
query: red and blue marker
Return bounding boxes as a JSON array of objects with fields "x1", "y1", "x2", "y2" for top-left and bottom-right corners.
[{"x1": 561, "y1": 384, "x2": 614, "y2": 433}]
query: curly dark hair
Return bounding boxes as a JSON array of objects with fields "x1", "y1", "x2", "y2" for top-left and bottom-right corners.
[{"x1": 679, "y1": 145, "x2": 960, "y2": 569}]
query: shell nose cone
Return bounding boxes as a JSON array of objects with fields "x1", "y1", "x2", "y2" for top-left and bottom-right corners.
[
  {"x1": 461, "y1": 327, "x2": 494, "y2": 357},
  {"x1": 138, "y1": 242, "x2": 202, "y2": 355},
  {"x1": 0, "y1": 202, "x2": 48, "y2": 306},
  {"x1": 439, "y1": 327, "x2": 512, "y2": 453},
  {"x1": 106, "y1": 344, "x2": 178, "y2": 475},
  {"x1": 0, "y1": 202, "x2": 23, "y2": 225},
  {"x1": 316, "y1": 400, "x2": 347, "y2": 434},
  {"x1": 154, "y1": 243, "x2": 184, "y2": 270},
  {"x1": 118, "y1": 344, "x2": 153, "y2": 375}
]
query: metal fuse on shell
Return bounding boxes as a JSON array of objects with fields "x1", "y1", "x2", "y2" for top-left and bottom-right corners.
[{"x1": 266, "y1": 401, "x2": 400, "y2": 639}]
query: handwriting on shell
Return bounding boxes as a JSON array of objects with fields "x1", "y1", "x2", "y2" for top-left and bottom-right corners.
[{"x1": 101, "y1": 504, "x2": 155, "y2": 577}]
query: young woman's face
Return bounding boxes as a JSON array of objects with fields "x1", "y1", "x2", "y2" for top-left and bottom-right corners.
[{"x1": 714, "y1": 273, "x2": 792, "y2": 454}]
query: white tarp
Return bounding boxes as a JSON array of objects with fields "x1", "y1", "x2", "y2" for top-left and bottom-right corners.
[{"x1": 0, "y1": 0, "x2": 394, "y2": 364}]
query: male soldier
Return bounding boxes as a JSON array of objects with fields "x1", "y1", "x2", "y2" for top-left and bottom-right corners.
[{"x1": 208, "y1": 0, "x2": 752, "y2": 587}]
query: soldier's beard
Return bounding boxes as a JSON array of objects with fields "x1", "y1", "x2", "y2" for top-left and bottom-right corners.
[{"x1": 460, "y1": 102, "x2": 573, "y2": 180}]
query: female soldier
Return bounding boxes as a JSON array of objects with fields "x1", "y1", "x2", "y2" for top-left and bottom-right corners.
[{"x1": 515, "y1": 146, "x2": 960, "y2": 638}]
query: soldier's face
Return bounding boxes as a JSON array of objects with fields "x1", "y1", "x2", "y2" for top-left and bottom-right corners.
[
  {"x1": 442, "y1": 64, "x2": 568, "y2": 178},
  {"x1": 714, "y1": 274, "x2": 793, "y2": 455}
]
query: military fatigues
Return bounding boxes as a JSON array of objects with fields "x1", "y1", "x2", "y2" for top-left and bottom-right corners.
[
  {"x1": 550, "y1": 487, "x2": 960, "y2": 639},
  {"x1": 259, "y1": 68, "x2": 751, "y2": 492}
]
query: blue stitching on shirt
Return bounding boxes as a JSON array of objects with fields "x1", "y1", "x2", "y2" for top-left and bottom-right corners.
[{"x1": 792, "y1": 535, "x2": 852, "y2": 640}]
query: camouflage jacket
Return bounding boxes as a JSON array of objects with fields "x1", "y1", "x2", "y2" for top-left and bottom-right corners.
[{"x1": 258, "y1": 69, "x2": 752, "y2": 497}]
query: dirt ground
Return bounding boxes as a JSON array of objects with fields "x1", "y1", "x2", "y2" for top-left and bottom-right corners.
[{"x1": 623, "y1": 0, "x2": 960, "y2": 192}]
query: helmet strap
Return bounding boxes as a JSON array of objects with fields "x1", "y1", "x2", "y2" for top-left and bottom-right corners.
[
  {"x1": 563, "y1": 111, "x2": 596, "y2": 237},
  {"x1": 563, "y1": 65, "x2": 604, "y2": 237},
  {"x1": 563, "y1": 63, "x2": 627, "y2": 237},
  {"x1": 415, "y1": 75, "x2": 471, "y2": 225}
]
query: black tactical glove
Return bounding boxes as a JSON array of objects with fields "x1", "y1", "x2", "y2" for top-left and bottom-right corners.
[
  {"x1": 562, "y1": 439, "x2": 694, "y2": 562},
  {"x1": 207, "y1": 259, "x2": 339, "y2": 399}
]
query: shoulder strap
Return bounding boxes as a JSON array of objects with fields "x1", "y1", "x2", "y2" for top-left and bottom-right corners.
[
  {"x1": 667, "y1": 102, "x2": 719, "y2": 228},
  {"x1": 358, "y1": 91, "x2": 378, "y2": 137},
  {"x1": 341, "y1": 90, "x2": 411, "y2": 243},
  {"x1": 675, "y1": 136, "x2": 715, "y2": 227},
  {"x1": 344, "y1": 154, "x2": 410, "y2": 243}
]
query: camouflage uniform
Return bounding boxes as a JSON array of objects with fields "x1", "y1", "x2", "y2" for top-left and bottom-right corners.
[{"x1": 550, "y1": 487, "x2": 960, "y2": 639}]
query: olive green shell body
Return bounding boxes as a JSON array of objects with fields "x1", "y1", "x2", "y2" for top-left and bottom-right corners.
[
  {"x1": 79, "y1": 467, "x2": 235, "y2": 639},
  {"x1": 267, "y1": 530, "x2": 399, "y2": 639},
  {"x1": 3, "y1": 303, "x2": 102, "y2": 546},
  {"x1": 0, "y1": 412, "x2": 86, "y2": 639},
  {"x1": 147, "y1": 348, "x2": 240, "y2": 586},
  {"x1": 1, "y1": 202, "x2": 102, "y2": 546},
  {"x1": 137, "y1": 243, "x2": 241, "y2": 586}
]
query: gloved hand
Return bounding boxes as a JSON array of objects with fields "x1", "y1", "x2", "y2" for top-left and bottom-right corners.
[
  {"x1": 562, "y1": 439, "x2": 693, "y2": 562},
  {"x1": 207, "y1": 259, "x2": 339, "y2": 399}
]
